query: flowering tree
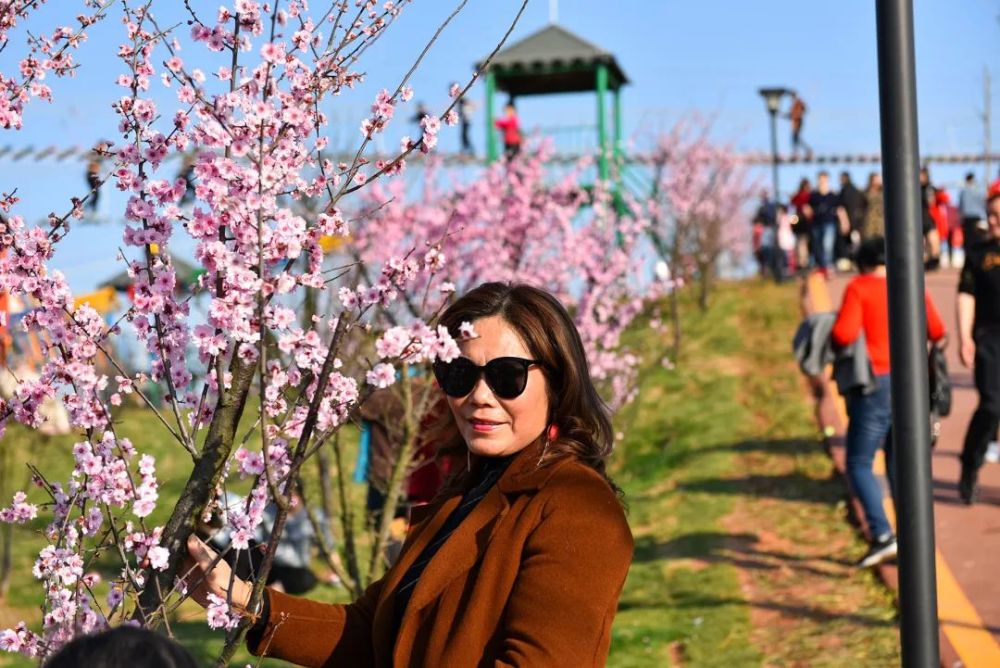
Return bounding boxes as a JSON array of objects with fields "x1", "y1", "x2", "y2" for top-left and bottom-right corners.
[
  {"x1": 643, "y1": 117, "x2": 756, "y2": 356},
  {"x1": 0, "y1": 0, "x2": 543, "y2": 663},
  {"x1": 293, "y1": 143, "x2": 656, "y2": 599},
  {"x1": 351, "y1": 144, "x2": 651, "y2": 412}
]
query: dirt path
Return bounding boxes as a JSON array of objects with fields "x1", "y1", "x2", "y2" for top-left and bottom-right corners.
[{"x1": 716, "y1": 282, "x2": 901, "y2": 666}]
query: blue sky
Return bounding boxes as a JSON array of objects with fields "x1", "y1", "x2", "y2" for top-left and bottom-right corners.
[{"x1": 1, "y1": 0, "x2": 998, "y2": 293}]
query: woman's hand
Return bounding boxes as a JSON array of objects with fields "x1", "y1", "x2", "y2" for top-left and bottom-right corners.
[{"x1": 183, "y1": 534, "x2": 253, "y2": 613}]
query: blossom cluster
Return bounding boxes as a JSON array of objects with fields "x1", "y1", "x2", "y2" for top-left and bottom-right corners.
[
  {"x1": 0, "y1": 1, "x2": 108, "y2": 130},
  {"x1": 351, "y1": 143, "x2": 655, "y2": 409}
]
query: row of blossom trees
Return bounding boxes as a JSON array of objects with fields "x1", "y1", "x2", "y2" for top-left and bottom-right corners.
[{"x1": 0, "y1": 1, "x2": 753, "y2": 664}]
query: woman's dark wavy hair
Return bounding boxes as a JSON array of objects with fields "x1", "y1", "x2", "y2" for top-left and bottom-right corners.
[{"x1": 435, "y1": 282, "x2": 619, "y2": 492}]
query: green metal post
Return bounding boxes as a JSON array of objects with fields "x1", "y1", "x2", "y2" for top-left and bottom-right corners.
[
  {"x1": 612, "y1": 86, "x2": 627, "y2": 219},
  {"x1": 596, "y1": 63, "x2": 609, "y2": 182},
  {"x1": 613, "y1": 87, "x2": 623, "y2": 165},
  {"x1": 485, "y1": 71, "x2": 497, "y2": 163}
]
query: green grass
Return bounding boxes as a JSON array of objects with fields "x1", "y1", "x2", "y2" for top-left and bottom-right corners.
[{"x1": 609, "y1": 288, "x2": 759, "y2": 667}]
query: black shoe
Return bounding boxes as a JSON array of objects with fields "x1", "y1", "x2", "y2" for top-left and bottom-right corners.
[
  {"x1": 857, "y1": 534, "x2": 897, "y2": 568},
  {"x1": 959, "y1": 468, "x2": 979, "y2": 505}
]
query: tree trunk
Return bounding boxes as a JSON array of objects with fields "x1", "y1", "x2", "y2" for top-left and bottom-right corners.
[
  {"x1": 331, "y1": 431, "x2": 363, "y2": 598},
  {"x1": 0, "y1": 442, "x2": 12, "y2": 600},
  {"x1": 134, "y1": 355, "x2": 257, "y2": 624},
  {"x1": 366, "y1": 367, "x2": 417, "y2": 585},
  {"x1": 698, "y1": 262, "x2": 713, "y2": 312}
]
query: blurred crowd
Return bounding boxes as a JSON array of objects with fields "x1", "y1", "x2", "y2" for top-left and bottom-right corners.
[{"x1": 754, "y1": 167, "x2": 1000, "y2": 281}]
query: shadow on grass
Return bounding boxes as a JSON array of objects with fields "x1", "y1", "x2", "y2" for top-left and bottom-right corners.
[
  {"x1": 630, "y1": 438, "x2": 843, "y2": 505},
  {"x1": 629, "y1": 438, "x2": 830, "y2": 484},
  {"x1": 617, "y1": 590, "x2": 896, "y2": 629},
  {"x1": 633, "y1": 531, "x2": 853, "y2": 577},
  {"x1": 677, "y1": 471, "x2": 842, "y2": 504}
]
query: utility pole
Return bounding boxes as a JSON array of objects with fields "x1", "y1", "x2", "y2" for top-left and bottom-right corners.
[
  {"x1": 984, "y1": 67, "x2": 992, "y2": 186},
  {"x1": 875, "y1": 1, "x2": 940, "y2": 665}
]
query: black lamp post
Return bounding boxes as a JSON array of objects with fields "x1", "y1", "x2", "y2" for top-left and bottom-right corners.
[
  {"x1": 875, "y1": 1, "x2": 940, "y2": 664},
  {"x1": 758, "y1": 87, "x2": 790, "y2": 203}
]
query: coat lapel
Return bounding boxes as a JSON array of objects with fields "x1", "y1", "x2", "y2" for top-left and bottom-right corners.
[
  {"x1": 386, "y1": 440, "x2": 573, "y2": 664},
  {"x1": 398, "y1": 441, "x2": 569, "y2": 620},
  {"x1": 371, "y1": 494, "x2": 461, "y2": 660},
  {"x1": 401, "y1": 486, "x2": 509, "y2": 619}
]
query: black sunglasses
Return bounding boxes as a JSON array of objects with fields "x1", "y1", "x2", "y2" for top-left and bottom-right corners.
[{"x1": 432, "y1": 356, "x2": 543, "y2": 400}]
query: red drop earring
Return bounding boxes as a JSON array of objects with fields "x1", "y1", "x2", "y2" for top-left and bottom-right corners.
[{"x1": 546, "y1": 423, "x2": 559, "y2": 443}]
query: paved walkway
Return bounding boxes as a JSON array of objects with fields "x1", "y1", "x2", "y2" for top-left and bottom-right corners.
[{"x1": 805, "y1": 268, "x2": 1000, "y2": 668}]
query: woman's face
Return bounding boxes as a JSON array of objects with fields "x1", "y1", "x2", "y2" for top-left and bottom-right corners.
[{"x1": 447, "y1": 316, "x2": 549, "y2": 458}]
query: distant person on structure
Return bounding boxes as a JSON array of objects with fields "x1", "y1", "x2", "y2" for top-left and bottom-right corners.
[
  {"x1": 177, "y1": 152, "x2": 197, "y2": 205},
  {"x1": 959, "y1": 171, "x2": 988, "y2": 250},
  {"x1": 785, "y1": 92, "x2": 812, "y2": 160},
  {"x1": 456, "y1": 86, "x2": 475, "y2": 155},
  {"x1": 494, "y1": 101, "x2": 522, "y2": 159},
  {"x1": 85, "y1": 142, "x2": 106, "y2": 212},
  {"x1": 957, "y1": 192, "x2": 1000, "y2": 505},
  {"x1": 832, "y1": 236, "x2": 947, "y2": 567},
  {"x1": 411, "y1": 101, "x2": 430, "y2": 130}
]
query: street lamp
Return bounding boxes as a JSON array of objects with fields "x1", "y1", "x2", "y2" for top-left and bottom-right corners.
[{"x1": 758, "y1": 87, "x2": 790, "y2": 204}]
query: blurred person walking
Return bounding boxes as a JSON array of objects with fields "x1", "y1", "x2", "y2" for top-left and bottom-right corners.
[
  {"x1": 921, "y1": 167, "x2": 942, "y2": 270},
  {"x1": 790, "y1": 177, "x2": 813, "y2": 271},
  {"x1": 959, "y1": 171, "x2": 988, "y2": 250},
  {"x1": 832, "y1": 236, "x2": 946, "y2": 567},
  {"x1": 806, "y1": 171, "x2": 849, "y2": 277},
  {"x1": 837, "y1": 171, "x2": 866, "y2": 267},
  {"x1": 957, "y1": 193, "x2": 1000, "y2": 504},
  {"x1": 775, "y1": 204, "x2": 796, "y2": 282},
  {"x1": 863, "y1": 172, "x2": 885, "y2": 239}
]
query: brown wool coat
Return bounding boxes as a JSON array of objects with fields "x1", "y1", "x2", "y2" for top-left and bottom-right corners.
[{"x1": 249, "y1": 439, "x2": 634, "y2": 667}]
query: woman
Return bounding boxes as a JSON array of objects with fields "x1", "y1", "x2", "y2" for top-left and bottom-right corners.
[
  {"x1": 831, "y1": 237, "x2": 946, "y2": 568},
  {"x1": 863, "y1": 172, "x2": 884, "y2": 239},
  {"x1": 184, "y1": 282, "x2": 634, "y2": 667}
]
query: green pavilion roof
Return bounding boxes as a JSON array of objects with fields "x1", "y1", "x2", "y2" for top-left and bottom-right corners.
[{"x1": 478, "y1": 24, "x2": 628, "y2": 97}]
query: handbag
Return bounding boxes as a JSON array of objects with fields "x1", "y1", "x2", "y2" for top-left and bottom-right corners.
[{"x1": 928, "y1": 344, "x2": 952, "y2": 417}]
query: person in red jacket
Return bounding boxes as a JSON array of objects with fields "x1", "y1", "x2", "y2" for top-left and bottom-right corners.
[
  {"x1": 494, "y1": 101, "x2": 522, "y2": 159},
  {"x1": 832, "y1": 235, "x2": 947, "y2": 568}
]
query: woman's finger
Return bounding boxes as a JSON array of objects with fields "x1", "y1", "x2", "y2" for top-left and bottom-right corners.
[{"x1": 187, "y1": 534, "x2": 218, "y2": 568}]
